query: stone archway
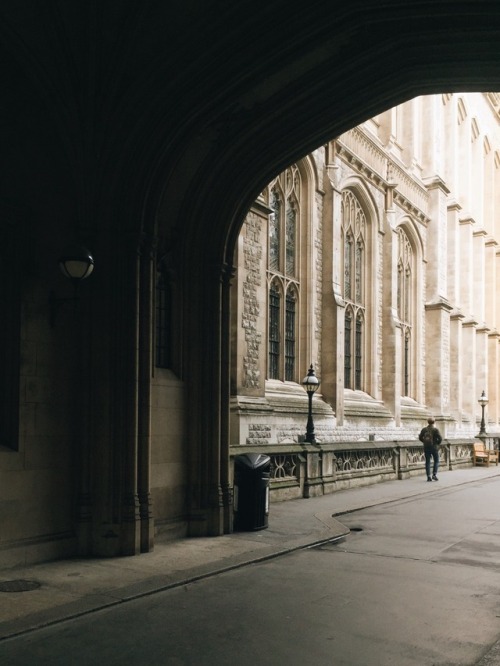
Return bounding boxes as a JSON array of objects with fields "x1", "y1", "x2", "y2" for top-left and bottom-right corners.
[{"x1": 3, "y1": 2, "x2": 500, "y2": 560}]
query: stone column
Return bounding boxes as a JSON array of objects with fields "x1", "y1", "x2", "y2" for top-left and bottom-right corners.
[
  {"x1": 461, "y1": 319, "x2": 478, "y2": 427},
  {"x1": 447, "y1": 201, "x2": 462, "y2": 308},
  {"x1": 424, "y1": 177, "x2": 450, "y2": 302},
  {"x1": 138, "y1": 234, "x2": 155, "y2": 553},
  {"x1": 449, "y1": 312, "x2": 464, "y2": 423},
  {"x1": 119, "y1": 237, "x2": 142, "y2": 556},
  {"x1": 488, "y1": 332, "x2": 500, "y2": 426},
  {"x1": 459, "y1": 216, "x2": 475, "y2": 314},
  {"x1": 184, "y1": 256, "x2": 226, "y2": 537},
  {"x1": 476, "y1": 325, "x2": 489, "y2": 424},
  {"x1": 232, "y1": 203, "x2": 269, "y2": 398},
  {"x1": 425, "y1": 300, "x2": 453, "y2": 417},
  {"x1": 473, "y1": 229, "x2": 487, "y2": 323},
  {"x1": 485, "y1": 239, "x2": 498, "y2": 330},
  {"x1": 423, "y1": 177, "x2": 452, "y2": 423},
  {"x1": 221, "y1": 263, "x2": 235, "y2": 533},
  {"x1": 381, "y1": 213, "x2": 400, "y2": 425},
  {"x1": 322, "y1": 151, "x2": 344, "y2": 423}
]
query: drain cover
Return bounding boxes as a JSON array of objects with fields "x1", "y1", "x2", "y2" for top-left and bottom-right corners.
[{"x1": 0, "y1": 579, "x2": 41, "y2": 593}]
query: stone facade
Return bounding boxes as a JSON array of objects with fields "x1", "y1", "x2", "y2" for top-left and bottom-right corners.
[{"x1": 231, "y1": 93, "x2": 500, "y2": 453}]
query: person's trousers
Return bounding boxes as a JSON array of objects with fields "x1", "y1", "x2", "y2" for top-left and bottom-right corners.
[{"x1": 424, "y1": 446, "x2": 439, "y2": 477}]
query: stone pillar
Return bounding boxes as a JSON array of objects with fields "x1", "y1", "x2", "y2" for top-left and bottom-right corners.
[
  {"x1": 485, "y1": 239, "x2": 498, "y2": 330},
  {"x1": 381, "y1": 198, "x2": 400, "y2": 425},
  {"x1": 221, "y1": 263, "x2": 235, "y2": 533},
  {"x1": 138, "y1": 234, "x2": 155, "y2": 553},
  {"x1": 461, "y1": 320, "x2": 478, "y2": 427},
  {"x1": 322, "y1": 150, "x2": 344, "y2": 423},
  {"x1": 447, "y1": 201, "x2": 462, "y2": 307},
  {"x1": 459, "y1": 216, "x2": 475, "y2": 314},
  {"x1": 75, "y1": 243, "x2": 93, "y2": 555},
  {"x1": 425, "y1": 300, "x2": 453, "y2": 418},
  {"x1": 424, "y1": 177, "x2": 450, "y2": 302},
  {"x1": 420, "y1": 95, "x2": 445, "y2": 185},
  {"x1": 476, "y1": 326, "x2": 489, "y2": 423},
  {"x1": 488, "y1": 332, "x2": 500, "y2": 426},
  {"x1": 473, "y1": 229, "x2": 487, "y2": 323},
  {"x1": 232, "y1": 203, "x2": 269, "y2": 399},
  {"x1": 185, "y1": 257, "x2": 226, "y2": 537},
  {"x1": 449, "y1": 312, "x2": 464, "y2": 423},
  {"x1": 119, "y1": 237, "x2": 142, "y2": 556}
]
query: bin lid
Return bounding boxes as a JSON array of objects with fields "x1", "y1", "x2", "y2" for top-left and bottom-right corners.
[{"x1": 234, "y1": 452, "x2": 271, "y2": 469}]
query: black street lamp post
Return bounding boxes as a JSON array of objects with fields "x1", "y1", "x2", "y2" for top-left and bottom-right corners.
[
  {"x1": 478, "y1": 390, "x2": 488, "y2": 436},
  {"x1": 302, "y1": 364, "x2": 320, "y2": 444}
]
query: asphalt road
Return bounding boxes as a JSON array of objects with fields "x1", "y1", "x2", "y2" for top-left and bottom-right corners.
[{"x1": 2, "y1": 478, "x2": 500, "y2": 665}]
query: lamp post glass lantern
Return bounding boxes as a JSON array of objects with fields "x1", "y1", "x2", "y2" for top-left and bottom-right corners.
[
  {"x1": 478, "y1": 390, "x2": 489, "y2": 436},
  {"x1": 302, "y1": 364, "x2": 320, "y2": 444}
]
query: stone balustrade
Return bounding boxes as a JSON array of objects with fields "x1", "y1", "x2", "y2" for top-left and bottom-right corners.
[{"x1": 230, "y1": 439, "x2": 478, "y2": 502}]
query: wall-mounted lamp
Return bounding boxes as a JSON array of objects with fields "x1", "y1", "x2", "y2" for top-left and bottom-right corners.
[{"x1": 49, "y1": 245, "x2": 94, "y2": 327}]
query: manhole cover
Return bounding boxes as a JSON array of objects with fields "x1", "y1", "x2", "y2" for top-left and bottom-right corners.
[{"x1": 0, "y1": 579, "x2": 41, "y2": 593}]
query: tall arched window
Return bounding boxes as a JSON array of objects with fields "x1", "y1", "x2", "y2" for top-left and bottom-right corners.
[
  {"x1": 268, "y1": 281, "x2": 281, "y2": 379},
  {"x1": 267, "y1": 165, "x2": 301, "y2": 381},
  {"x1": 342, "y1": 190, "x2": 366, "y2": 390},
  {"x1": 396, "y1": 227, "x2": 414, "y2": 397}
]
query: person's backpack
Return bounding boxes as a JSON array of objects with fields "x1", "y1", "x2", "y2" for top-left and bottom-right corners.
[{"x1": 422, "y1": 427, "x2": 434, "y2": 446}]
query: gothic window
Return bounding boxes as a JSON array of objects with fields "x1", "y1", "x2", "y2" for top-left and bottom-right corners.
[
  {"x1": 285, "y1": 203, "x2": 296, "y2": 277},
  {"x1": 396, "y1": 227, "x2": 414, "y2": 397},
  {"x1": 155, "y1": 265, "x2": 172, "y2": 369},
  {"x1": 267, "y1": 165, "x2": 301, "y2": 381},
  {"x1": 285, "y1": 288, "x2": 297, "y2": 381},
  {"x1": 268, "y1": 282, "x2": 281, "y2": 380},
  {"x1": 342, "y1": 190, "x2": 366, "y2": 390},
  {"x1": 269, "y1": 191, "x2": 280, "y2": 272},
  {"x1": 344, "y1": 308, "x2": 352, "y2": 389}
]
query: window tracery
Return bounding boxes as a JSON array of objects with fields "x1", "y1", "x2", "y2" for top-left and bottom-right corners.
[
  {"x1": 396, "y1": 226, "x2": 414, "y2": 397},
  {"x1": 267, "y1": 165, "x2": 301, "y2": 382},
  {"x1": 342, "y1": 190, "x2": 366, "y2": 390}
]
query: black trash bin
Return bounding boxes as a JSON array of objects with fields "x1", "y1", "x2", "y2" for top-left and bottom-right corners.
[{"x1": 233, "y1": 453, "x2": 270, "y2": 531}]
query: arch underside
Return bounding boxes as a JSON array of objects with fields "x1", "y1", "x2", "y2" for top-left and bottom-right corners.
[{"x1": 2, "y1": 1, "x2": 500, "y2": 555}]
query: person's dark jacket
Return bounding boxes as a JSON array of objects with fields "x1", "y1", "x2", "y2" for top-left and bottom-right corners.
[{"x1": 418, "y1": 424, "x2": 442, "y2": 449}]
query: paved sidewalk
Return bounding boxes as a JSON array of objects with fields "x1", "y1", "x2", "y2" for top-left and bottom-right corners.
[{"x1": 1, "y1": 465, "x2": 500, "y2": 642}]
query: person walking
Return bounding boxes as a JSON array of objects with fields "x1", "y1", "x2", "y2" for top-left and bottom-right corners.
[{"x1": 419, "y1": 417, "x2": 442, "y2": 481}]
